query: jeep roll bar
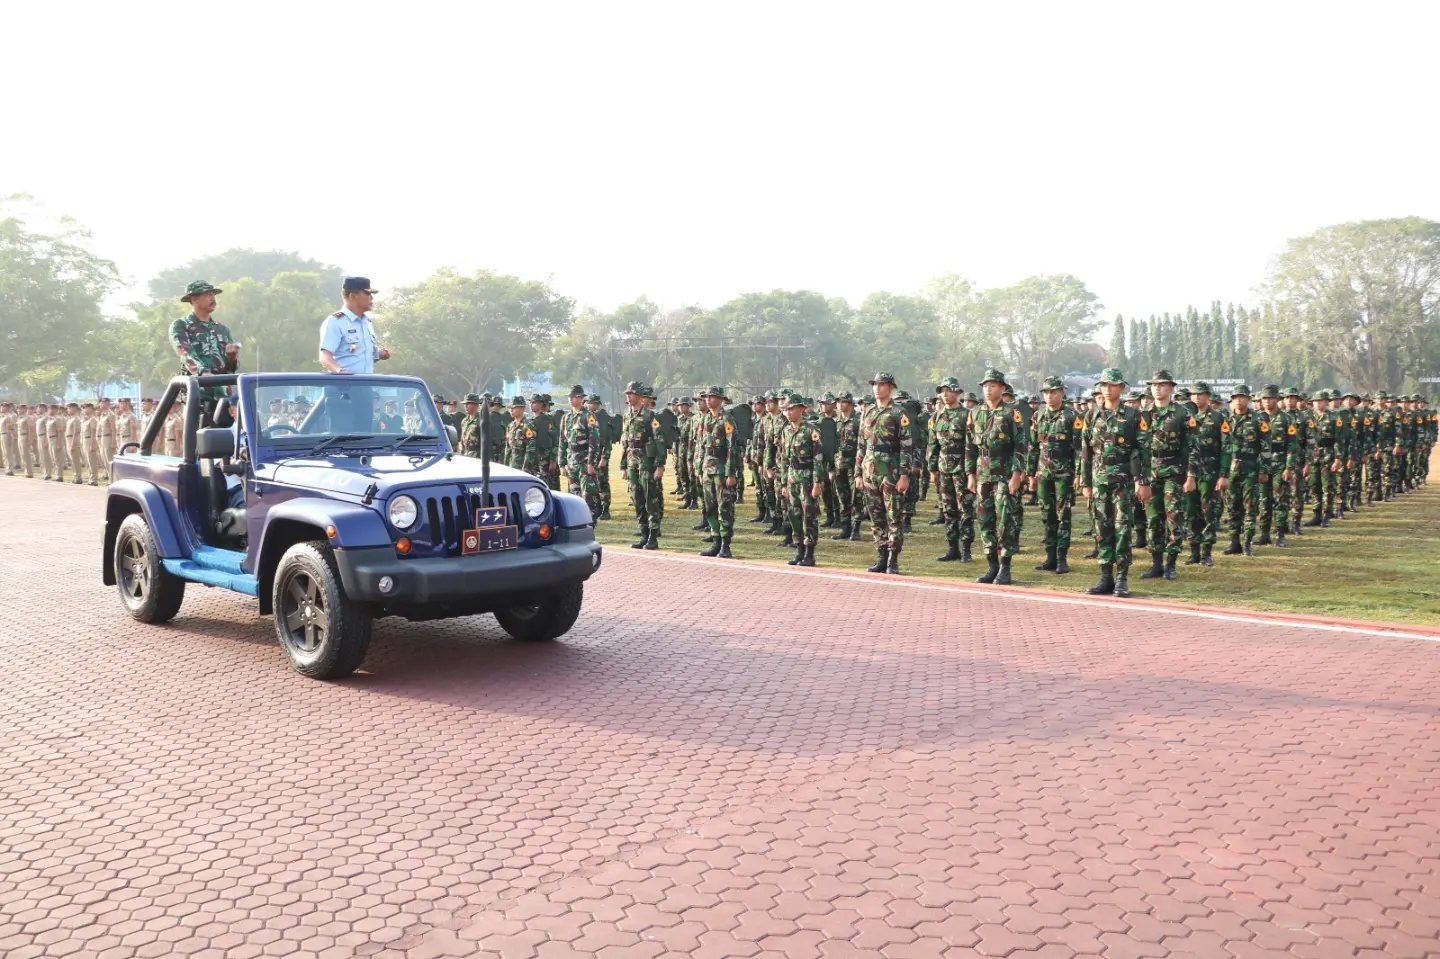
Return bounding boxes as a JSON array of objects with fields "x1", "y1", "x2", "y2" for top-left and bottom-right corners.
[{"x1": 139, "y1": 374, "x2": 239, "y2": 465}]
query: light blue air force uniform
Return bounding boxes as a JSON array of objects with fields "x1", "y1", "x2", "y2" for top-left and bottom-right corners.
[{"x1": 318, "y1": 308, "x2": 379, "y2": 374}]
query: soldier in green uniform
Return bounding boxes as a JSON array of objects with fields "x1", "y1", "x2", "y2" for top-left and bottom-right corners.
[
  {"x1": 1080, "y1": 384, "x2": 1106, "y2": 558},
  {"x1": 1284, "y1": 388, "x2": 1313, "y2": 535},
  {"x1": 857, "y1": 372, "x2": 914, "y2": 575},
  {"x1": 776, "y1": 395, "x2": 822, "y2": 567},
  {"x1": 1254, "y1": 385, "x2": 1299, "y2": 548},
  {"x1": 817, "y1": 393, "x2": 841, "y2": 528},
  {"x1": 505, "y1": 397, "x2": 540, "y2": 474},
  {"x1": 896, "y1": 390, "x2": 924, "y2": 532},
  {"x1": 696, "y1": 386, "x2": 742, "y2": 558},
  {"x1": 1082, "y1": 368, "x2": 1151, "y2": 598},
  {"x1": 929, "y1": 377, "x2": 974, "y2": 563},
  {"x1": 1304, "y1": 390, "x2": 1346, "y2": 525},
  {"x1": 586, "y1": 394, "x2": 615, "y2": 519},
  {"x1": 1027, "y1": 375, "x2": 1082, "y2": 574},
  {"x1": 558, "y1": 385, "x2": 603, "y2": 519},
  {"x1": 458, "y1": 393, "x2": 484, "y2": 458},
  {"x1": 673, "y1": 397, "x2": 695, "y2": 509},
  {"x1": 622, "y1": 381, "x2": 666, "y2": 549},
  {"x1": 1138, "y1": 370, "x2": 1199, "y2": 579},
  {"x1": 170, "y1": 281, "x2": 240, "y2": 421},
  {"x1": 760, "y1": 392, "x2": 785, "y2": 535},
  {"x1": 745, "y1": 396, "x2": 769, "y2": 524},
  {"x1": 966, "y1": 369, "x2": 1029, "y2": 586},
  {"x1": 1221, "y1": 384, "x2": 1270, "y2": 556}
]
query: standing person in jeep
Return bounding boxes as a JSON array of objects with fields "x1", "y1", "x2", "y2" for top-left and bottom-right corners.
[{"x1": 170, "y1": 281, "x2": 240, "y2": 423}]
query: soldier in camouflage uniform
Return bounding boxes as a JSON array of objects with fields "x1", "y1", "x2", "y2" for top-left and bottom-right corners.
[
  {"x1": 1082, "y1": 368, "x2": 1151, "y2": 598},
  {"x1": 1221, "y1": 384, "x2": 1271, "y2": 555},
  {"x1": 1026, "y1": 375, "x2": 1082, "y2": 574},
  {"x1": 696, "y1": 387, "x2": 741, "y2": 558},
  {"x1": 1304, "y1": 390, "x2": 1346, "y2": 526},
  {"x1": 857, "y1": 372, "x2": 914, "y2": 575},
  {"x1": 169, "y1": 281, "x2": 239, "y2": 418},
  {"x1": 1285, "y1": 388, "x2": 1314, "y2": 535},
  {"x1": 897, "y1": 390, "x2": 925, "y2": 532},
  {"x1": 830, "y1": 392, "x2": 862, "y2": 541},
  {"x1": 587, "y1": 395, "x2": 615, "y2": 519},
  {"x1": 505, "y1": 397, "x2": 541, "y2": 474},
  {"x1": 760, "y1": 392, "x2": 786, "y2": 535},
  {"x1": 967, "y1": 369, "x2": 1029, "y2": 586},
  {"x1": 817, "y1": 393, "x2": 841, "y2": 528},
  {"x1": 457, "y1": 394, "x2": 484, "y2": 457},
  {"x1": 1139, "y1": 370, "x2": 1200, "y2": 580},
  {"x1": 744, "y1": 396, "x2": 768, "y2": 524},
  {"x1": 929, "y1": 377, "x2": 975, "y2": 563},
  {"x1": 1254, "y1": 384, "x2": 1299, "y2": 548},
  {"x1": 558, "y1": 385, "x2": 603, "y2": 520},
  {"x1": 622, "y1": 381, "x2": 667, "y2": 549},
  {"x1": 776, "y1": 395, "x2": 822, "y2": 567}
]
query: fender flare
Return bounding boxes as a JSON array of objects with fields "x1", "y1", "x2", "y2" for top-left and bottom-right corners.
[
  {"x1": 103, "y1": 481, "x2": 185, "y2": 585},
  {"x1": 550, "y1": 490, "x2": 594, "y2": 529}
]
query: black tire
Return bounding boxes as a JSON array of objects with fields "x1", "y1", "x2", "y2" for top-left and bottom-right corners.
[
  {"x1": 494, "y1": 581, "x2": 583, "y2": 642},
  {"x1": 115, "y1": 513, "x2": 187, "y2": 624},
  {"x1": 272, "y1": 541, "x2": 372, "y2": 679}
]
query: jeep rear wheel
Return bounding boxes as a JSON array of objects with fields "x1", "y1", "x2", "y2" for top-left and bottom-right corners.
[
  {"x1": 494, "y1": 581, "x2": 583, "y2": 642},
  {"x1": 115, "y1": 513, "x2": 186, "y2": 624},
  {"x1": 273, "y1": 542, "x2": 372, "y2": 679}
]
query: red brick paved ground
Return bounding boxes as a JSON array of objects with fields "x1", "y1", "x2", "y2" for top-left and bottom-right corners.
[{"x1": 2, "y1": 480, "x2": 1439, "y2": 959}]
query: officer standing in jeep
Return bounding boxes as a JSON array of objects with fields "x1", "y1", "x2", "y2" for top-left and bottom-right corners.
[{"x1": 170, "y1": 281, "x2": 240, "y2": 424}]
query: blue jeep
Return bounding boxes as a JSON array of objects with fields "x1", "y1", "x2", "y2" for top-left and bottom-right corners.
[{"x1": 103, "y1": 373, "x2": 602, "y2": 679}]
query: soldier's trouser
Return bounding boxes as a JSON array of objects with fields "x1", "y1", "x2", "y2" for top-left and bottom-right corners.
[
  {"x1": 566, "y1": 467, "x2": 602, "y2": 519},
  {"x1": 819, "y1": 471, "x2": 838, "y2": 518},
  {"x1": 1, "y1": 435, "x2": 16, "y2": 473},
  {"x1": 919, "y1": 467, "x2": 929, "y2": 500},
  {"x1": 703, "y1": 474, "x2": 736, "y2": 537},
  {"x1": 38, "y1": 433, "x2": 53, "y2": 476},
  {"x1": 1036, "y1": 474, "x2": 1074, "y2": 551},
  {"x1": 785, "y1": 473, "x2": 818, "y2": 546},
  {"x1": 733, "y1": 450, "x2": 745, "y2": 501},
  {"x1": 50, "y1": 435, "x2": 66, "y2": 477},
  {"x1": 1093, "y1": 483, "x2": 1135, "y2": 573},
  {"x1": 1226, "y1": 471, "x2": 1260, "y2": 538},
  {"x1": 1187, "y1": 475, "x2": 1224, "y2": 547},
  {"x1": 1367, "y1": 456, "x2": 1385, "y2": 500},
  {"x1": 835, "y1": 469, "x2": 855, "y2": 524},
  {"x1": 19, "y1": 436, "x2": 36, "y2": 476},
  {"x1": 976, "y1": 480, "x2": 1019, "y2": 559},
  {"x1": 1389, "y1": 453, "x2": 1405, "y2": 493},
  {"x1": 864, "y1": 479, "x2": 904, "y2": 549},
  {"x1": 626, "y1": 463, "x2": 663, "y2": 533},
  {"x1": 1007, "y1": 493, "x2": 1025, "y2": 548},
  {"x1": 1307, "y1": 461, "x2": 1339, "y2": 512},
  {"x1": 1288, "y1": 470, "x2": 1306, "y2": 527},
  {"x1": 937, "y1": 472, "x2": 975, "y2": 547},
  {"x1": 903, "y1": 475, "x2": 919, "y2": 519},
  {"x1": 84, "y1": 440, "x2": 104, "y2": 482},
  {"x1": 596, "y1": 462, "x2": 612, "y2": 513},
  {"x1": 1256, "y1": 470, "x2": 1290, "y2": 535}
]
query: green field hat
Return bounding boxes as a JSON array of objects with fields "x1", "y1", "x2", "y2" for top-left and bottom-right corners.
[
  {"x1": 1282, "y1": 386, "x2": 1301, "y2": 398},
  {"x1": 820, "y1": 391, "x2": 837, "y2": 403},
  {"x1": 1148, "y1": 369, "x2": 1176, "y2": 385},
  {"x1": 463, "y1": 393, "x2": 481, "y2": 404},
  {"x1": 181, "y1": 280, "x2": 222, "y2": 302},
  {"x1": 977, "y1": 368, "x2": 1004, "y2": 386},
  {"x1": 938, "y1": 376, "x2": 962, "y2": 392},
  {"x1": 1258, "y1": 384, "x2": 1281, "y2": 399},
  {"x1": 586, "y1": 393, "x2": 602, "y2": 403},
  {"x1": 859, "y1": 395, "x2": 875, "y2": 405},
  {"x1": 963, "y1": 391, "x2": 978, "y2": 403},
  {"x1": 836, "y1": 391, "x2": 854, "y2": 402},
  {"x1": 1001, "y1": 385, "x2": 1016, "y2": 398},
  {"x1": 1341, "y1": 389, "x2": 1358, "y2": 400},
  {"x1": 787, "y1": 394, "x2": 808, "y2": 408},
  {"x1": 431, "y1": 393, "x2": 445, "y2": 404},
  {"x1": 1230, "y1": 384, "x2": 1251, "y2": 398},
  {"x1": 1176, "y1": 386, "x2": 1191, "y2": 399},
  {"x1": 623, "y1": 381, "x2": 643, "y2": 394},
  {"x1": 509, "y1": 395, "x2": 525, "y2": 408},
  {"x1": 700, "y1": 385, "x2": 728, "y2": 400},
  {"x1": 869, "y1": 371, "x2": 897, "y2": 385},
  {"x1": 1126, "y1": 389, "x2": 1144, "y2": 400},
  {"x1": 1040, "y1": 375, "x2": 1064, "y2": 392},
  {"x1": 1097, "y1": 367, "x2": 1126, "y2": 386},
  {"x1": 894, "y1": 390, "x2": 910, "y2": 401},
  {"x1": 1191, "y1": 380, "x2": 1212, "y2": 396},
  {"x1": 569, "y1": 384, "x2": 586, "y2": 398}
]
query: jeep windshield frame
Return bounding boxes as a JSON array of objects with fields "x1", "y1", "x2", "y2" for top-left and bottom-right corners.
[{"x1": 240, "y1": 373, "x2": 453, "y2": 463}]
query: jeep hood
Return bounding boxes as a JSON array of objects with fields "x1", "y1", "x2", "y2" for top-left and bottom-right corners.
[{"x1": 268, "y1": 455, "x2": 533, "y2": 497}]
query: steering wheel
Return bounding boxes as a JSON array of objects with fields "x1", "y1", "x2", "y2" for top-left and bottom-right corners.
[{"x1": 262, "y1": 424, "x2": 299, "y2": 438}]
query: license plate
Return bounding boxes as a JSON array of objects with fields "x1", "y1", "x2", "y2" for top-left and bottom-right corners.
[{"x1": 462, "y1": 526, "x2": 518, "y2": 554}]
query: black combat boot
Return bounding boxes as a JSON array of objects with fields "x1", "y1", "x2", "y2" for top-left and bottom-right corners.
[
  {"x1": 821, "y1": 510, "x2": 835, "y2": 529},
  {"x1": 850, "y1": 523, "x2": 863, "y2": 541},
  {"x1": 631, "y1": 531, "x2": 649, "y2": 549},
  {"x1": 936, "y1": 542, "x2": 961, "y2": 562},
  {"x1": 799, "y1": 544, "x2": 815, "y2": 567},
  {"x1": 1223, "y1": 534, "x2": 1243, "y2": 555},
  {"x1": 929, "y1": 513, "x2": 945, "y2": 525},
  {"x1": 1114, "y1": 568, "x2": 1130, "y2": 598},
  {"x1": 903, "y1": 516, "x2": 913, "y2": 533},
  {"x1": 1135, "y1": 525, "x2": 1148, "y2": 549},
  {"x1": 1256, "y1": 526, "x2": 1271, "y2": 546},
  {"x1": 1184, "y1": 542, "x2": 1201, "y2": 565},
  {"x1": 1034, "y1": 546, "x2": 1057, "y2": 572},
  {"x1": 787, "y1": 543, "x2": 805, "y2": 566},
  {"x1": 886, "y1": 548, "x2": 901, "y2": 575},
  {"x1": 1201, "y1": 544, "x2": 1214, "y2": 567},
  {"x1": 691, "y1": 517, "x2": 709, "y2": 530},
  {"x1": 699, "y1": 536, "x2": 722, "y2": 557},
  {"x1": 1082, "y1": 543, "x2": 1099, "y2": 559},
  {"x1": 1304, "y1": 508, "x2": 1323, "y2": 527},
  {"x1": 831, "y1": 521, "x2": 853, "y2": 541},
  {"x1": 1087, "y1": 564, "x2": 1115, "y2": 595},
  {"x1": 776, "y1": 525, "x2": 794, "y2": 548},
  {"x1": 719, "y1": 536, "x2": 733, "y2": 559},
  {"x1": 1163, "y1": 554, "x2": 1177, "y2": 580},
  {"x1": 961, "y1": 540, "x2": 973, "y2": 562},
  {"x1": 1140, "y1": 550, "x2": 1164, "y2": 579},
  {"x1": 1054, "y1": 549, "x2": 1070, "y2": 574},
  {"x1": 995, "y1": 556, "x2": 1012, "y2": 586},
  {"x1": 1243, "y1": 534, "x2": 1254, "y2": 556},
  {"x1": 749, "y1": 507, "x2": 768, "y2": 523},
  {"x1": 644, "y1": 530, "x2": 659, "y2": 550},
  {"x1": 977, "y1": 550, "x2": 1000, "y2": 584},
  {"x1": 1082, "y1": 526, "x2": 1095, "y2": 538},
  {"x1": 1320, "y1": 510, "x2": 1330, "y2": 528},
  {"x1": 599, "y1": 509, "x2": 611, "y2": 521},
  {"x1": 1275, "y1": 529, "x2": 1287, "y2": 548},
  {"x1": 867, "y1": 548, "x2": 890, "y2": 573}
]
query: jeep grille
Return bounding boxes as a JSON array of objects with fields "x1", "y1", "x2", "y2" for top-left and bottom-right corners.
[{"x1": 423, "y1": 490, "x2": 525, "y2": 553}]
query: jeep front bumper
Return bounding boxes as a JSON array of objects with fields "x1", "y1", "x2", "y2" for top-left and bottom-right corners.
[{"x1": 333, "y1": 527, "x2": 602, "y2": 604}]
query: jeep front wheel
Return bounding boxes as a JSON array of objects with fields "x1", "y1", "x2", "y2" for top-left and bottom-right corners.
[
  {"x1": 114, "y1": 513, "x2": 186, "y2": 624},
  {"x1": 494, "y1": 581, "x2": 583, "y2": 642},
  {"x1": 272, "y1": 542, "x2": 372, "y2": 679}
]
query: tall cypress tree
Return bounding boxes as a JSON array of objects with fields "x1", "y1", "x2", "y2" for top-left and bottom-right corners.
[
  {"x1": 1236, "y1": 306, "x2": 1253, "y2": 382},
  {"x1": 1222, "y1": 304, "x2": 1238, "y2": 378},
  {"x1": 1134, "y1": 318, "x2": 1150, "y2": 378},
  {"x1": 1127, "y1": 317, "x2": 1141, "y2": 377},
  {"x1": 1207, "y1": 302, "x2": 1224, "y2": 375},
  {"x1": 1157, "y1": 313, "x2": 1171, "y2": 369},
  {"x1": 1185, "y1": 309, "x2": 1204, "y2": 378},
  {"x1": 1107, "y1": 313, "x2": 1128, "y2": 372}
]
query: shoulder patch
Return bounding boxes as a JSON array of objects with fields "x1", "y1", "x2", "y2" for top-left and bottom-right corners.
[
  {"x1": 725, "y1": 421, "x2": 734, "y2": 433},
  {"x1": 332, "y1": 311, "x2": 345, "y2": 318},
  {"x1": 1221, "y1": 421, "x2": 1231, "y2": 433},
  {"x1": 1139, "y1": 416, "x2": 1149, "y2": 431},
  {"x1": 1013, "y1": 410, "x2": 1023, "y2": 423},
  {"x1": 812, "y1": 430, "x2": 820, "y2": 442},
  {"x1": 900, "y1": 414, "x2": 910, "y2": 427},
  {"x1": 1287, "y1": 424, "x2": 1296, "y2": 435},
  {"x1": 525, "y1": 428, "x2": 534, "y2": 438},
  {"x1": 651, "y1": 418, "x2": 660, "y2": 430},
  {"x1": 1073, "y1": 417, "x2": 1084, "y2": 430},
  {"x1": 1260, "y1": 420, "x2": 1270, "y2": 432},
  {"x1": 587, "y1": 415, "x2": 597, "y2": 426},
  {"x1": 1187, "y1": 416, "x2": 1197, "y2": 428}
]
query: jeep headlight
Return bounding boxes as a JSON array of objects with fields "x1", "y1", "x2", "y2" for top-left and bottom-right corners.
[
  {"x1": 523, "y1": 486, "x2": 547, "y2": 519},
  {"x1": 388, "y1": 494, "x2": 419, "y2": 530}
]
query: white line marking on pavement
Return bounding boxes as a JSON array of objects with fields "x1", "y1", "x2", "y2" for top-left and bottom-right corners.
[{"x1": 614, "y1": 549, "x2": 1440, "y2": 643}]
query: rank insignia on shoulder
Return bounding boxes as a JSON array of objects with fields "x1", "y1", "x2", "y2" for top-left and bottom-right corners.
[
  {"x1": 1260, "y1": 421, "x2": 1270, "y2": 432},
  {"x1": 1287, "y1": 424, "x2": 1296, "y2": 435},
  {"x1": 1139, "y1": 417, "x2": 1149, "y2": 430},
  {"x1": 1187, "y1": 416, "x2": 1197, "y2": 427},
  {"x1": 1013, "y1": 410, "x2": 1023, "y2": 423},
  {"x1": 900, "y1": 414, "x2": 910, "y2": 427},
  {"x1": 1221, "y1": 422, "x2": 1232, "y2": 433}
]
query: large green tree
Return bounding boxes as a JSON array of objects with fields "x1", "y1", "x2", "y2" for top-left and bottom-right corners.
[
  {"x1": 148, "y1": 248, "x2": 343, "y2": 302},
  {"x1": 844, "y1": 292, "x2": 943, "y2": 393},
  {"x1": 0, "y1": 197, "x2": 120, "y2": 398},
  {"x1": 1261, "y1": 218, "x2": 1440, "y2": 392},
  {"x1": 921, "y1": 274, "x2": 996, "y2": 388},
  {"x1": 547, "y1": 298, "x2": 660, "y2": 405},
  {"x1": 984, "y1": 274, "x2": 1102, "y2": 390},
  {"x1": 1106, "y1": 314, "x2": 1127, "y2": 371},
  {"x1": 379, "y1": 268, "x2": 574, "y2": 397}
]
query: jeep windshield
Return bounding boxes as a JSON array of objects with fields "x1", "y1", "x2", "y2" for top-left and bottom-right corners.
[{"x1": 252, "y1": 378, "x2": 447, "y2": 451}]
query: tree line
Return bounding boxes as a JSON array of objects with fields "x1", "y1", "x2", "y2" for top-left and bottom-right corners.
[{"x1": 3, "y1": 194, "x2": 1437, "y2": 404}]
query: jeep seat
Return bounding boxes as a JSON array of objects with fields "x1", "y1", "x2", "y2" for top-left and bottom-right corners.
[{"x1": 196, "y1": 427, "x2": 247, "y2": 548}]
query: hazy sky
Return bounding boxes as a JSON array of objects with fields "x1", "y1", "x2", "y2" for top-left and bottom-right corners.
[{"x1": 4, "y1": 1, "x2": 1437, "y2": 324}]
